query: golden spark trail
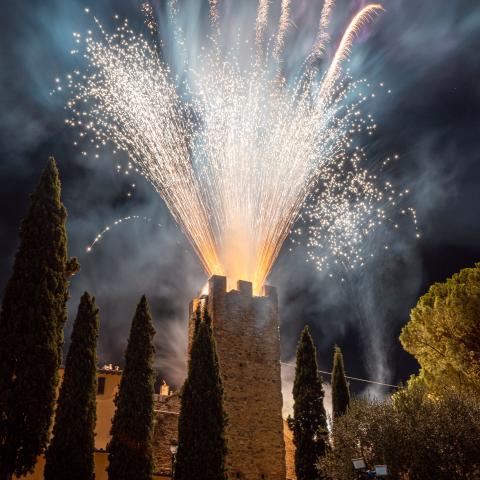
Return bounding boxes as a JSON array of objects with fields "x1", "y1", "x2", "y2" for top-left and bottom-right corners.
[
  {"x1": 85, "y1": 216, "x2": 160, "y2": 253},
  {"x1": 273, "y1": 0, "x2": 292, "y2": 60},
  {"x1": 320, "y1": 4, "x2": 385, "y2": 98},
  {"x1": 209, "y1": 0, "x2": 220, "y2": 32},
  {"x1": 256, "y1": 0, "x2": 271, "y2": 57},
  {"x1": 310, "y1": 0, "x2": 336, "y2": 62},
  {"x1": 65, "y1": 2, "x2": 395, "y2": 294}
]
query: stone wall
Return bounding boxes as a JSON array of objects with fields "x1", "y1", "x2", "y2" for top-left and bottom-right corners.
[
  {"x1": 154, "y1": 276, "x2": 288, "y2": 479},
  {"x1": 190, "y1": 275, "x2": 287, "y2": 480},
  {"x1": 152, "y1": 393, "x2": 180, "y2": 476}
]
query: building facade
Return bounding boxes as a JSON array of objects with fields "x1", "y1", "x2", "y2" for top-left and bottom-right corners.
[{"x1": 19, "y1": 367, "x2": 170, "y2": 480}]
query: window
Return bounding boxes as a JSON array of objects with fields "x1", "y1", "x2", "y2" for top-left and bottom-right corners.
[{"x1": 97, "y1": 376, "x2": 106, "y2": 395}]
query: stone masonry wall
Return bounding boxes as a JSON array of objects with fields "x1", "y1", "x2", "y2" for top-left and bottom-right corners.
[
  {"x1": 154, "y1": 276, "x2": 287, "y2": 478},
  {"x1": 190, "y1": 275, "x2": 287, "y2": 480},
  {"x1": 152, "y1": 393, "x2": 180, "y2": 476}
]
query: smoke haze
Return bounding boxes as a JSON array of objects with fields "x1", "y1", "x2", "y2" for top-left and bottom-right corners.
[{"x1": 1, "y1": 0, "x2": 480, "y2": 400}]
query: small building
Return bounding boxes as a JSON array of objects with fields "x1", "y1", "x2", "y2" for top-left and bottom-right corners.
[{"x1": 18, "y1": 366, "x2": 170, "y2": 480}]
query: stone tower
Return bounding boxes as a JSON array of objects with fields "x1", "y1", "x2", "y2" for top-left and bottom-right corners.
[{"x1": 189, "y1": 275, "x2": 286, "y2": 480}]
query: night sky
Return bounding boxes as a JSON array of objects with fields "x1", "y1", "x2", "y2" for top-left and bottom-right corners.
[{"x1": 1, "y1": 0, "x2": 480, "y2": 398}]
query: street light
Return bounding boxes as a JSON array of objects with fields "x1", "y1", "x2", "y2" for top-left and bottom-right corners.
[{"x1": 170, "y1": 439, "x2": 178, "y2": 478}]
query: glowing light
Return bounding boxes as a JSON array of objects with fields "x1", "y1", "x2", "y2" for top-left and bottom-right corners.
[
  {"x1": 255, "y1": 0, "x2": 271, "y2": 55},
  {"x1": 320, "y1": 4, "x2": 385, "y2": 98},
  {"x1": 63, "y1": 1, "x2": 416, "y2": 294},
  {"x1": 273, "y1": 0, "x2": 292, "y2": 60},
  {"x1": 86, "y1": 215, "x2": 161, "y2": 253},
  {"x1": 310, "y1": 0, "x2": 336, "y2": 62}
]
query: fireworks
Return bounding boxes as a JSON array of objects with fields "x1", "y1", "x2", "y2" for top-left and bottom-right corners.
[
  {"x1": 85, "y1": 216, "x2": 161, "y2": 253},
  {"x1": 310, "y1": 0, "x2": 336, "y2": 62},
  {"x1": 300, "y1": 151, "x2": 418, "y2": 273},
  {"x1": 64, "y1": 0, "x2": 416, "y2": 293},
  {"x1": 273, "y1": 0, "x2": 292, "y2": 60}
]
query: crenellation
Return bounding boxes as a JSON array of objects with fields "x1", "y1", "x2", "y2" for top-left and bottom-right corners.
[
  {"x1": 262, "y1": 284, "x2": 279, "y2": 308},
  {"x1": 237, "y1": 279, "x2": 253, "y2": 297}
]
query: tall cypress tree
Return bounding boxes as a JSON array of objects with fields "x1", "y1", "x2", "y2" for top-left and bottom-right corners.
[
  {"x1": 44, "y1": 292, "x2": 99, "y2": 480},
  {"x1": 292, "y1": 326, "x2": 328, "y2": 480},
  {"x1": 107, "y1": 296, "x2": 156, "y2": 480},
  {"x1": 0, "y1": 158, "x2": 78, "y2": 480},
  {"x1": 331, "y1": 345, "x2": 350, "y2": 421},
  {"x1": 175, "y1": 307, "x2": 227, "y2": 480}
]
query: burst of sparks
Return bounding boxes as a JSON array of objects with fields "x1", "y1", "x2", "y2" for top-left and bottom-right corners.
[
  {"x1": 209, "y1": 0, "x2": 220, "y2": 31},
  {"x1": 320, "y1": 4, "x2": 385, "y2": 98},
  {"x1": 141, "y1": 2, "x2": 157, "y2": 34},
  {"x1": 310, "y1": 0, "x2": 336, "y2": 62},
  {"x1": 255, "y1": 0, "x2": 271, "y2": 56},
  {"x1": 298, "y1": 150, "x2": 419, "y2": 272},
  {"x1": 273, "y1": 0, "x2": 292, "y2": 60},
  {"x1": 63, "y1": 1, "x2": 417, "y2": 294}
]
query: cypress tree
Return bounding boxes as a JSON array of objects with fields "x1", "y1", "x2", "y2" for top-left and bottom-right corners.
[
  {"x1": 44, "y1": 292, "x2": 99, "y2": 480},
  {"x1": 331, "y1": 345, "x2": 350, "y2": 421},
  {"x1": 175, "y1": 307, "x2": 227, "y2": 480},
  {"x1": 107, "y1": 296, "x2": 156, "y2": 480},
  {"x1": 0, "y1": 158, "x2": 78, "y2": 480},
  {"x1": 292, "y1": 326, "x2": 328, "y2": 480}
]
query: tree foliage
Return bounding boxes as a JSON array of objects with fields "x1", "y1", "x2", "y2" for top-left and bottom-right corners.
[
  {"x1": 44, "y1": 292, "x2": 99, "y2": 480},
  {"x1": 0, "y1": 158, "x2": 77, "y2": 480},
  {"x1": 400, "y1": 262, "x2": 480, "y2": 395},
  {"x1": 331, "y1": 345, "x2": 350, "y2": 421},
  {"x1": 174, "y1": 306, "x2": 227, "y2": 480},
  {"x1": 291, "y1": 326, "x2": 328, "y2": 480},
  {"x1": 107, "y1": 296, "x2": 156, "y2": 480},
  {"x1": 319, "y1": 385, "x2": 480, "y2": 480}
]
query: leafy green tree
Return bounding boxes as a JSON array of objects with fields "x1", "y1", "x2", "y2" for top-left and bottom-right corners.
[
  {"x1": 331, "y1": 345, "x2": 350, "y2": 420},
  {"x1": 319, "y1": 387, "x2": 480, "y2": 480},
  {"x1": 44, "y1": 292, "x2": 99, "y2": 480},
  {"x1": 0, "y1": 158, "x2": 78, "y2": 480},
  {"x1": 291, "y1": 326, "x2": 328, "y2": 480},
  {"x1": 400, "y1": 262, "x2": 480, "y2": 395},
  {"x1": 318, "y1": 399, "x2": 390, "y2": 480},
  {"x1": 175, "y1": 307, "x2": 227, "y2": 480},
  {"x1": 107, "y1": 296, "x2": 156, "y2": 480}
]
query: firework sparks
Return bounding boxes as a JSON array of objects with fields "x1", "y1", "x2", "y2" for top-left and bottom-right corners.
[
  {"x1": 273, "y1": 0, "x2": 292, "y2": 60},
  {"x1": 63, "y1": 1, "x2": 415, "y2": 294},
  {"x1": 310, "y1": 0, "x2": 336, "y2": 62},
  {"x1": 320, "y1": 4, "x2": 385, "y2": 98},
  {"x1": 299, "y1": 150, "x2": 419, "y2": 273},
  {"x1": 256, "y1": 0, "x2": 271, "y2": 57},
  {"x1": 86, "y1": 215, "x2": 161, "y2": 253}
]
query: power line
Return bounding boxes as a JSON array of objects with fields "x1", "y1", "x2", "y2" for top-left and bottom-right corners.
[{"x1": 280, "y1": 362, "x2": 401, "y2": 389}]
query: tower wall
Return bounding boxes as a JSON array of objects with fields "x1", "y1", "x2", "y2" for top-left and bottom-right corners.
[{"x1": 189, "y1": 275, "x2": 286, "y2": 480}]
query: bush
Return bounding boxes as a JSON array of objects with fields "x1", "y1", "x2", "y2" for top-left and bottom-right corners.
[{"x1": 319, "y1": 386, "x2": 480, "y2": 480}]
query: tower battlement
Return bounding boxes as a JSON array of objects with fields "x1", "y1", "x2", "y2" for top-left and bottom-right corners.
[
  {"x1": 189, "y1": 276, "x2": 278, "y2": 315},
  {"x1": 188, "y1": 275, "x2": 286, "y2": 480}
]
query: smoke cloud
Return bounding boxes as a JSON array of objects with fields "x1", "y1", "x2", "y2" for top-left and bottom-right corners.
[{"x1": 1, "y1": 0, "x2": 480, "y2": 395}]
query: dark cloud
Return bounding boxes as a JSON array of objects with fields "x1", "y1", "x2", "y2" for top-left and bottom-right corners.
[{"x1": 1, "y1": 0, "x2": 479, "y2": 395}]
